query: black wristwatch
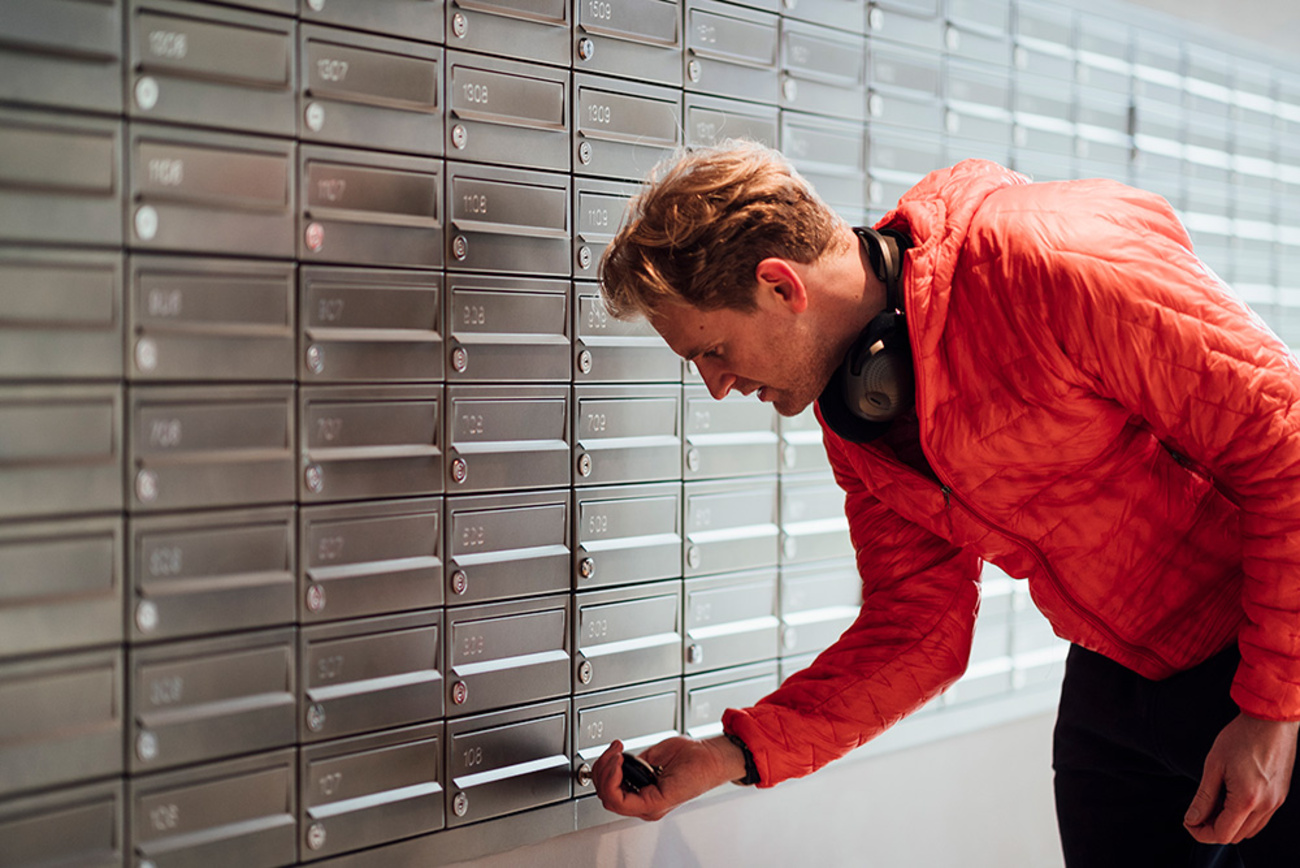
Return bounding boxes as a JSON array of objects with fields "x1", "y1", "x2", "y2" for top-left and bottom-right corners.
[{"x1": 725, "y1": 732, "x2": 761, "y2": 786}]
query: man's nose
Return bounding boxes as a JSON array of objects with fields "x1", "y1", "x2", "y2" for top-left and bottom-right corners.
[{"x1": 697, "y1": 363, "x2": 735, "y2": 400}]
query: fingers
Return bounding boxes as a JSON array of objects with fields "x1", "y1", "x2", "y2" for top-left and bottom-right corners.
[{"x1": 591, "y1": 740, "x2": 670, "y2": 822}]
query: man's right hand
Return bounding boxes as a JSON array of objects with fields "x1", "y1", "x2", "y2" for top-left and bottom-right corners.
[{"x1": 591, "y1": 734, "x2": 750, "y2": 821}]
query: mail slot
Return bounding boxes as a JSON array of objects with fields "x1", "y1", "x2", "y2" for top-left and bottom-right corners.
[
  {"x1": 782, "y1": 113, "x2": 867, "y2": 219},
  {"x1": 129, "y1": 748, "x2": 297, "y2": 868},
  {"x1": 575, "y1": 582, "x2": 683, "y2": 692},
  {"x1": 573, "y1": 0, "x2": 681, "y2": 85},
  {"x1": 302, "y1": 0, "x2": 444, "y2": 42},
  {"x1": 683, "y1": 386, "x2": 778, "y2": 480},
  {"x1": 573, "y1": 680, "x2": 681, "y2": 803},
  {"x1": 574, "y1": 384, "x2": 683, "y2": 486},
  {"x1": 781, "y1": 0, "x2": 864, "y2": 31},
  {"x1": 0, "y1": 649, "x2": 123, "y2": 800},
  {"x1": 445, "y1": 699, "x2": 571, "y2": 827},
  {"x1": 684, "y1": 568, "x2": 779, "y2": 674},
  {"x1": 301, "y1": 497, "x2": 443, "y2": 623},
  {"x1": 868, "y1": 41, "x2": 941, "y2": 100},
  {"x1": 574, "y1": 483, "x2": 682, "y2": 595},
  {"x1": 574, "y1": 282, "x2": 682, "y2": 383},
  {"x1": 867, "y1": 5, "x2": 943, "y2": 50},
  {"x1": 683, "y1": 476, "x2": 780, "y2": 577},
  {"x1": 684, "y1": 93, "x2": 779, "y2": 147},
  {"x1": 128, "y1": 506, "x2": 294, "y2": 643},
  {"x1": 299, "y1": 722, "x2": 444, "y2": 861},
  {"x1": 127, "y1": 255, "x2": 295, "y2": 382},
  {"x1": 574, "y1": 74, "x2": 681, "y2": 181},
  {"x1": 946, "y1": 60, "x2": 1013, "y2": 144},
  {"x1": 446, "y1": 0, "x2": 570, "y2": 66},
  {"x1": 301, "y1": 267, "x2": 443, "y2": 383},
  {"x1": 0, "y1": 0, "x2": 122, "y2": 113},
  {"x1": 444, "y1": 489, "x2": 570, "y2": 605},
  {"x1": 685, "y1": 0, "x2": 779, "y2": 103},
  {"x1": 445, "y1": 162, "x2": 571, "y2": 277},
  {"x1": 128, "y1": 384, "x2": 295, "y2": 512},
  {"x1": 300, "y1": 385, "x2": 442, "y2": 504},
  {"x1": 299, "y1": 145, "x2": 443, "y2": 268},
  {"x1": 0, "y1": 516, "x2": 122, "y2": 660},
  {"x1": 301, "y1": 26, "x2": 442, "y2": 156},
  {"x1": 873, "y1": 0, "x2": 937, "y2": 13},
  {"x1": 779, "y1": 20, "x2": 866, "y2": 121},
  {"x1": 0, "y1": 383, "x2": 122, "y2": 522},
  {"x1": 683, "y1": 660, "x2": 778, "y2": 738},
  {"x1": 301, "y1": 610, "x2": 445, "y2": 742},
  {"x1": 445, "y1": 53, "x2": 570, "y2": 172},
  {"x1": 445, "y1": 385, "x2": 571, "y2": 493},
  {"x1": 445, "y1": 274, "x2": 570, "y2": 382},
  {"x1": 128, "y1": 0, "x2": 295, "y2": 136},
  {"x1": 0, "y1": 108, "x2": 122, "y2": 247},
  {"x1": 779, "y1": 475, "x2": 852, "y2": 564},
  {"x1": 445, "y1": 594, "x2": 570, "y2": 716},
  {"x1": 129, "y1": 124, "x2": 295, "y2": 257},
  {"x1": 776, "y1": 403, "x2": 828, "y2": 474},
  {"x1": 0, "y1": 780, "x2": 124, "y2": 868},
  {"x1": 779, "y1": 559, "x2": 861, "y2": 658}
]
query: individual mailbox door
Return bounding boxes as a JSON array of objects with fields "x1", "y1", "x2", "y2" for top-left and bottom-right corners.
[
  {"x1": 300, "y1": 26, "x2": 442, "y2": 156},
  {"x1": 301, "y1": 497, "x2": 443, "y2": 624},
  {"x1": 128, "y1": 0, "x2": 294, "y2": 136},
  {"x1": 300, "y1": 145, "x2": 443, "y2": 268},
  {"x1": 446, "y1": 53, "x2": 569, "y2": 172},
  {"x1": 779, "y1": 559, "x2": 861, "y2": 658},
  {"x1": 776, "y1": 403, "x2": 829, "y2": 475},
  {"x1": 129, "y1": 628, "x2": 296, "y2": 773},
  {"x1": 683, "y1": 476, "x2": 779, "y2": 577},
  {"x1": 866, "y1": 4, "x2": 944, "y2": 51},
  {"x1": 574, "y1": 385, "x2": 682, "y2": 486},
  {"x1": 0, "y1": 0, "x2": 122, "y2": 113},
  {"x1": 683, "y1": 386, "x2": 778, "y2": 479},
  {"x1": 1075, "y1": 14, "x2": 1131, "y2": 95},
  {"x1": 0, "y1": 516, "x2": 122, "y2": 659},
  {"x1": 0, "y1": 383, "x2": 122, "y2": 522},
  {"x1": 444, "y1": 490, "x2": 570, "y2": 605},
  {"x1": 300, "y1": 385, "x2": 442, "y2": 504},
  {"x1": 0, "y1": 108, "x2": 121, "y2": 246},
  {"x1": 0, "y1": 649, "x2": 123, "y2": 800},
  {"x1": 684, "y1": 93, "x2": 779, "y2": 147},
  {"x1": 445, "y1": 594, "x2": 570, "y2": 717},
  {"x1": 1012, "y1": 70, "x2": 1074, "y2": 156},
  {"x1": 782, "y1": 113, "x2": 867, "y2": 221},
  {"x1": 575, "y1": 482, "x2": 682, "y2": 590},
  {"x1": 445, "y1": 699, "x2": 571, "y2": 827},
  {"x1": 781, "y1": 0, "x2": 864, "y2": 32},
  {"x1": 299, "y1": 722, "x2": 444, "y2": 861},
  {"x1": 0, "y1": 780, "x2": 124, "y2": 868},
  {"x1": 128, "y1": 385, "x2": 295, "y2": 512},
  {"x1": 779, "y1": 20, "x2": 866, "y2": 121},
  {"x1": 445, "y1": 274, "x2": 570, "y2": 383},
  {"x1": 1131, "y1": 97, "x2": 1185, "y2": 173},
  {"x1": 302, "y1": 0, "x2": 444, "y2": 42},
  {"x1": 1012, "y1": 0, "x2": 1074, "y2": 82},
  {"x1": 684, "y1": 0, "x2": 779, "y2": 103},
  {"x1": 127, "y1": 256, "x2": 295, "y2": 382},
  {"x1": 128, "y1": 124, "x2": 295, "y2": 257},
  {"x1": 129, "y1": 507, "x2": 296, "y2": 643},
  {"x1": 866, "y1": 43, "x2": 943, "y2": 133},
  {"x1": 684, "y1": 568, "x2": 779, "y2": 674},
  {"x1": 575, "y1": 583, "x2": 682, "y2": 693},
  {"x1": 445, "y1": 0, "x2": 570, "y2": 67},
  {"x1": 574, "y1": 74, "x2": 681, "y2": 181},
  {"x1": 574, "y1": 282, "x2": 680, "y2": 384},
  {"x1": 446, "y1": 162, "x2": 571, "y2": 277},
  {"x1": 129, "y1": 749, "x2": 297, "y2": 868},
  {"x1": 445, "y1": 385, "x2": 571, "y2": 493},
  {"x1": 683, "y1": 660, "x2": 778, "y2": 738},
  {"x1": 301, "y1": 611, "x2": 444, "y2": 742},
  {"x1": 779, "y1": 475, "x2": 852, "y2": 564},
  {"x1": 573, "y1": 177, "x2": 636, "y2": 282},
  {"x1": 572, "y1": 681, "x2": 680, "y2": 805},
  {"x1": 946, "y1": 0, "x2": 1008, "y2": 34},
  {"x1": 945, "y1": 59, "x2": 1013, "y2": 145},
  {"x1": 574, "y1": 0, "x2": 681, "y2": 85},
  {"x1": 301, "y1": 267, "x2": 443, "y2": 383},
  {"x1": 1075, "y1": 85, "x2": 1131, "y2": 167},
  {"x1": 1133, "y1": 29, "x2": 1182, "y2": 106},
  {"x1": 0, "y1": 249, "x2": 122, "y2": 380}
]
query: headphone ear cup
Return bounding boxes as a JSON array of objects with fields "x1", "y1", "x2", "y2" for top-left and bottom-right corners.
[{"x1": 846, "y1": 341, "x2": 915, "y2": 422}]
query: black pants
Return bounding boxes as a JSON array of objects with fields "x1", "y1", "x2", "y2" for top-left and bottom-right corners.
[{"x1": 1053, "y1": 644, "x2": 1300, "y2": 867}]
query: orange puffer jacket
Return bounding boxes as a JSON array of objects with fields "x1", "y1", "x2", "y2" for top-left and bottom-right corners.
[{"x1": 722, "y1": 159, "x2": 1300, "y2": 788}]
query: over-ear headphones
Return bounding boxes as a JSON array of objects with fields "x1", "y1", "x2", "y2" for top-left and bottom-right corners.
[{"x1": 817, "y1": 226, "x2": 915, "y2": 443}]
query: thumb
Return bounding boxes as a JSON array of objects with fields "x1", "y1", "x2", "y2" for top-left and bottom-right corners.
[{"x1": 1185, "y1": 768, "x2": 1223, "y2": 826}]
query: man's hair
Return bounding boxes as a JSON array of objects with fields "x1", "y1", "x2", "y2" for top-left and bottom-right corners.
[{"x1": 599, "y1": 140, "x2": 845, "y2": 320}]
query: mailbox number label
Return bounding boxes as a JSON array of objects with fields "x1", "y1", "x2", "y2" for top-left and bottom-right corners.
[
  {"x1": 461, "y1": 413, "x2": 485, "y2": 436},
  {"x1": 463, "y1": 746, "x2": 484, "y2": 768},
  {"x1": 317, "y1": 59, "x2": 349, "y2": 82},
  {"x1": 317, "y1": 654, "x2": 345, "y2": 681},
  {"x1": 149, "y1": 546, "x2": 183, "y2": 577},
  {"x1": 148, "y1": 158, "x2": 183, "y2": 187},
  {"x1": 586, "y1": 512, "x2": 608, "y2": 535},
  {"x1": 319, "y1": 772, "x2": 343, "y2": 796},
  {"x1": 150, "y1": 418, "x2": 182, "y2": 448},
  {"x1": 463, "y1": 82, "x2": 489, "y2": 104},
  {"x1": 147, "y1": 288, "x2": 182, "y2": 317},
  {"x1": 587, "y1": 0, "x2": 613, "y2": 19},
  {"x1": 461, "y1": 524, "x2": 487, "y2": 548},
  {"x1": 150, "y1": 675, "x2": 184, "y2": 706},
  {"x1": 585, "y1": 412, "x2": 608, "y2": 433},
  {"x1": 585, "y1": 617, "x2": 609, "y2": 641},
  {"x1": 586, "y1": 103, "x2": 613, "y2": 125},
  {"x1": 150, "y1": 803, "x2": 181, "y2": 832},
  {"x1": 317, "y1": 298, "x2": 345, "y2": 323},
  {"x1": 148, "y1": 30, "x2": 188, "y2": 60},
  {"x1": 462, "y1": 304, "x2": 487, "y2": 326},
  {"x1": 315, "y1": 416, "x2": 343, "y2": 443},
  {"x1": 460, "y1": 634, "x2": 486, "y2": 658},
  {"x1": 317, "y1": 178, "x2": 347, "y2": 203},
  {"x1": 317, "y1": 535, "x2": 346, "y2": 561},
  {"x1": 462, "y1": 193, "x2": 488, "y2": 216}
]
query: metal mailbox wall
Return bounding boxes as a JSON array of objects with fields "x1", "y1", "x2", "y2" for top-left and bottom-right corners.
[{"x1": 1, "y1": 0, "x2": 1298, "y2": 864}]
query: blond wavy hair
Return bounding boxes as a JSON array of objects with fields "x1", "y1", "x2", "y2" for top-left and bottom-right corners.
[{"x1": 599, "y1": 140, "x2": 845, "y2": 320}]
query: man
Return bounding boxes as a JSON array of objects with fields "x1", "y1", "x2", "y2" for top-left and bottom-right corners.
[{"x1": 589, "y1": 140, "x2": 1300, "y2": 866}]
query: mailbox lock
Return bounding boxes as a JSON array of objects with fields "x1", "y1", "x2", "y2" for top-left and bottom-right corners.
[
  {"x1": 307, "y1": 0, "x2": 325, "y2": 9},
  {"x1": 782, "y1": 79, "x2": 798, "y2": 102},
  {"x1": 782, "y1": 626, "x2": 798, "y2": 651},
  {"x1": 452, "y1": 12, "x2": 468, "y2": 38},
  {"x1": 135, "y1": 206, "x2": 159, "y2": 242},
  {"x1": 577, "y1": 452, "x2": 593, "y2": 477},
  {"x1": 451, "y1": 457, "x2": 469, "y2": 484},
  {"x1": 868, "y1": 94, "x2": 884, "y2": 118},
  {"x1": 577, "y1": 37, "x2": 596, "y2": 61},
  {"x1": 577, "y1": 246, "x2": 592, "y2": 270},
  {"x1": 688, "y1": 60, "x2": 702, "y2": 83},
  {"x1": 782, "y1": 0, "x2": 796, "y2": 8},
  {"x1": 305, "y1": 101, "x2": 325, "y2": 132},
  {"x1": 578, "y1": 141, "x2": 594, "y2": 165},
  {"x1": 305, "y1": 463, "x2": 325, "y2": 494},
  {"x1": 134, "y1": 338, "x2": 159, "y2": 373},
  {"x1": 136, "y1": 730, "x2": 159, "y2": 762},
  {"x1": 451, "y1": 124, "x2": 468, "y2": 150},
  {"x1": 869, "y1": 181, "x2": 884, "y2": 205},
  {"x1": 577, "y1": 659, "x2": 594, "y2": 684},
  {"x1": 945, "y1": 26, "x2": 960, "y2": 52},
  {"x1": 307, "y1": 703, "x2": 327, "y2": 732},
  {"x1": 783, "y1": 536, "x2": 798, "y2": 560},
  {"x1": 306, "y1": 583, "x2": 327, "y2": 614},
  {"x1": 451, "y1": 346, "x2": 469, "y2": 373},
  {"x1": 869, "y1": 7, "x2": 884, "y2": 30},
  {"x1": 306, "y1": 344, "x2": 326, "y2": 375},
  {"x1": 577, "y1": 349, "x2": 593, "y2": 375},
  {"x1": 782, "y1": 444, "x2": 798, "y2": 470},
  {"x1": 578, "y1": 557, "x2": 595, "y2": 579},
  {"x1": 136, "y1": 470, "x2": 159, "y2": 503},
  {"x1": 453, "y1": 792, "x2": 470, "y2": 817},
  {"x1": 1014, "y1": 47, "x2": 1029, "y2": 70},
  {"x1": 135, "y1": 601, "x2": 159, "y2": 634},
  {"x1": 305, "y1": 222, "x2": 325, "y2": 252},
  {"x1": 307, "y1": 823, "x2": 327, "y2": 851},
  {"x1": 453, "y1": 235, "x2": 469, "y2": 261},
  {"x1": 135, "y1": 76, "x2": 159, "y2": 111},
  {"x1": 450, "y1": 569, "x2": 469, "y2": 595},
  {"x1": 945, "y1": 111, "x2": 960, "y2": 135},
  {"x1": 686, "y1": 448, "x2": 701, "y2": 472},
  {"x1": 687, "y1": 644, "x2": 705, "y2": 665},
  {"x1": 452, "y1": 681, "x2": 469, "y2": 705},
  {"x1": 576, "y1": 763, "x2": 594, "y2": 787},
  {"x1": 687, "y1": 545, "x2": 701, "y2": 569}
]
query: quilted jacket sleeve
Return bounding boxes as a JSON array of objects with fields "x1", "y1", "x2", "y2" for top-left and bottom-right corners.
[
  {"x1": 721, "y1": 432, "x2": 982, "y2": 786},
  {"x1": 983, "y1": 180, "x2": 1300, "y2": 722}
]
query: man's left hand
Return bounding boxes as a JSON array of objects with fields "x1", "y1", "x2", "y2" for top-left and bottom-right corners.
[{"x1": 1184, "y1": 713, "x2": 1300, "y2": 844}]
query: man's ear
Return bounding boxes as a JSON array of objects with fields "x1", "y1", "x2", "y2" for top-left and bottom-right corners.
[{"x1": 754, "y1": 258, "x2": 809, "y2": 313}]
